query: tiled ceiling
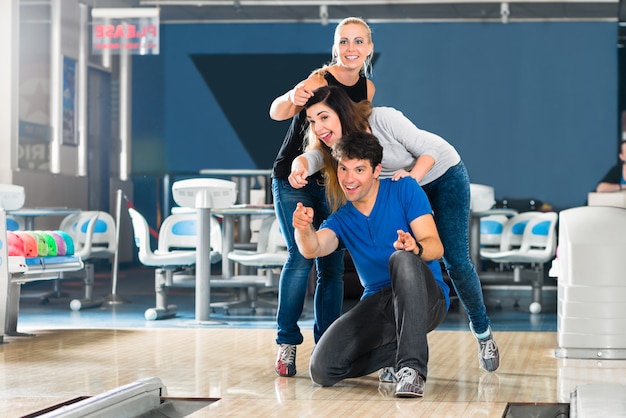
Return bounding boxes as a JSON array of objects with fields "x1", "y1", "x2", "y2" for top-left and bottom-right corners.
[{"x1": 73, "y1": 0, "x2": 620, "y2": 23}]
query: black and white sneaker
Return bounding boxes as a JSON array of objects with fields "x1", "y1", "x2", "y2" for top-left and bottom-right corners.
[
  {"x1": 471, "y1": 325, "x2": 500, "y2": 372},
  {"x1": 394, "y1": 367, "x2": 425, "y2": 398}
]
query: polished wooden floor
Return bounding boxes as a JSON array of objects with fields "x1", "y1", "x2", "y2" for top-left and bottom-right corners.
[
  {"x1": 3, "y1": 265, "x2": 626, "y2": 417},
  {"x1": 3, "y1": 326, "x2": 626, "y2": 417}
]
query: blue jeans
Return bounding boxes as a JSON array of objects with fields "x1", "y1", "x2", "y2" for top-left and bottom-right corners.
[
  {"x1": 421, "y1": 161, "x2": 491, "y2": 334},
  {"x1": 310, "y1": 251, "x2": 448, "y2": 386},
  {"x1": 272, "y1": 178, "x2": 345, "y2": 345}
]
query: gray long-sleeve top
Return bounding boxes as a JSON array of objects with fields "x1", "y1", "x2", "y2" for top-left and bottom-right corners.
[{"x1": 299, "y1": 106, "x2": 461, "y2": 186}]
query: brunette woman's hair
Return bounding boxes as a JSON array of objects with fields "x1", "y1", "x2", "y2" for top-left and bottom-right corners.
[{"x1": 303, "y1": 85, "x2": 372, "y2": 211}]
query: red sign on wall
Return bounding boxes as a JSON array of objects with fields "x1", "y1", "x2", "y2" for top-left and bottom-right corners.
[{"x1": 91, "y1": 8, "x2": 159, "y2": 55}]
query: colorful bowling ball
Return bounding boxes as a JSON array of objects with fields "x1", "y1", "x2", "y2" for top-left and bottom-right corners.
[
  {"x1": 7, "y1": 231, "x2": 26, "y2": 257},
  {"x1": 54, "y1": 230, "x2": 74, "y2": 255},
  {"x1": 15, "y1": 232, "x2": 38, "y2": 257},
  {"x1": 29, "y1": 232, "x2": 48, "y2": 256},
  {"x1": 36, "y1": 231, "x2": 57, "y2": 257},
  {"x1": 49, "y1": 231, "x2": 67, "y2": 256}
]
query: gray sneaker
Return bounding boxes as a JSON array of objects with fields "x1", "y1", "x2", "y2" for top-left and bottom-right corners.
[
  {"x1": 394, "y1": 367, "x2": 425, "y2": 398},
  {"x1": 378, "y1": 367, "x2": 397, "y2": 383},
  {"x1": 471, "y1": 325, "x2": 500, "y2": 372}
]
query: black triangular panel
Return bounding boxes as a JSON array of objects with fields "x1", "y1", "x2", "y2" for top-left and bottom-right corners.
[
  {"x1": 191, "y1": 54, "x2": 329, "y2": 168},
  {"x1": 191, "y1": 53, "x2": 379, "y2": 168}
]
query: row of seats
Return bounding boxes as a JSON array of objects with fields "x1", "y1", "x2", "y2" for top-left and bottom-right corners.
[
  {"x1": 128, "y1": 207, "x2": 287, "y2": 320},
  {"x1": 479, "y1": 211, "x2": 559, "y2": 314},
  {"x1": 8, "y1": 200, "x2": 288, "y2": 321},
  {"x1": 480, "y1": 212, "x2": 557, "y2": 257}
]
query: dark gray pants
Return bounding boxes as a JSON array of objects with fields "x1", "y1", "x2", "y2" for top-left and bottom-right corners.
[{"x1": 309, "y1": 251, "x2": 448, "y2": 386}]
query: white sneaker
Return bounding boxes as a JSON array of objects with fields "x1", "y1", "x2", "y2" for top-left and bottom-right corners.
[
  {"x1": 471, "y1": 325, "x2": 500, "y2": 372},
  {"x1": 394, "y1": 367, "x2": 425, "y2": 398}
]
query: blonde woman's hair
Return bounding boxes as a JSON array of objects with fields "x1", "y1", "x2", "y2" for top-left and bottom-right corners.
[
  {"x1": 307, "y1": 18, "x2": 374, "y2": 86},
  {"x1": 330, "y1": 17, "x2": 374, "y2": 78}
]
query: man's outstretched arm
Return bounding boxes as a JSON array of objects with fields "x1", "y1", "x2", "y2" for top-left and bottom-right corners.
[{"x1": 292, "y1": 202, "x2": 339, "y2": 259}]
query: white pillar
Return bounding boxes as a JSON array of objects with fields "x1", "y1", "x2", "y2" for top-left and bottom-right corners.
[
  {"x1": 77, "y1": 3, "x2": 88, "y2": 177},
  {"x1": 119, "y1": 43, "x2": 131, "y2": 181},
  {"x1": 49, "y1": 0, "x2": 62, "y2": 173},
  {"x1": 0, "y1": 0, "x2": 19, "y2": 184}
]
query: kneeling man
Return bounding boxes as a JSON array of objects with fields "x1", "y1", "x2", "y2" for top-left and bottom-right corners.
[{"x1": 292, "y1": 131, "x2": 450, "y2": 398}]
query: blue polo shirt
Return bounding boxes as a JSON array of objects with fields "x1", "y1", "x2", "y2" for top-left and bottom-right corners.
[{"x1": 321, "y1": 177, "x2": 450, "y2": 308}]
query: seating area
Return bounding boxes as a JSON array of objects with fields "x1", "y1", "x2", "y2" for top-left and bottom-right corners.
[
  {"x1": 1, "y1": 176, "x2": 289, "y2": 334},
  {"x1": 127, "y1": 178, "x2": 285, "y2": 320},
  {"x1": 479, "y1": 211, "x2": 559, "y2": 314},
  {"x1": 468, "y1": 184, "x2": 560, "y2": 314},
  {"x1": 3, "y1": 178, "x2": 564, "y2": 337},
  {"x1": 10, "y1": 176, "x2": 618, "y2": 348}
]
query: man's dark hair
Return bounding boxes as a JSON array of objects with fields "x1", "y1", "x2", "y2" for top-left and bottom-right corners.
[{"x1": 332, "y1": 131, "x2": 383, "y2": 170}]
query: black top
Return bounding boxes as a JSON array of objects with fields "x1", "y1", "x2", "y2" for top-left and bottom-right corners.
[
  {"x1": 598, "y1": 163, "x2": 624, "y2": 185},
  {"x1": 271, "y1": 72, "x2": 369, "y2": 180}
]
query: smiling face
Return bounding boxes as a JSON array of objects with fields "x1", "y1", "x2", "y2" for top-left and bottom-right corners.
[
  {"x1": 332, "y1": 22, "x2": 374, "y2": 72},
  {"x1": 337, "y1": 157, "x2": 381, "y2": 205},
  {"x1": 306, "y1": 102, "x2": 344, "y2": 147}
]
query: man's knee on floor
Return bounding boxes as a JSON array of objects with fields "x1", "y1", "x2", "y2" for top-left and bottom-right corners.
[{"x1": 309, "y1": 359, "x2": 336, "y2": 387}]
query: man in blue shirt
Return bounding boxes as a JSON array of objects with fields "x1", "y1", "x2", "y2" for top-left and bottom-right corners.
[{"x1": 293, "y1": 131, "x2": 450, "y2": 398}]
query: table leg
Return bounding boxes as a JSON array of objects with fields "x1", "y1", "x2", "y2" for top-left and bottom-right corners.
[
  {"x1": 265, "y1": 175, "x2": 273, "y2": 204},
  {"x1": 195, "y1": 208, "x2": 212, "y2": 322},
  {"x1": 221, "y1": 215, "x2": 234, "y2": 279},
  {"x1": 162, "y1": 174, "x2": 171, "y2": 218},
  {"x1": 237, "y1": 177, "x2": 251, "y2": 244},
  {"x1": 470, "y1": 214, "x2": 481, "y2": 273}
]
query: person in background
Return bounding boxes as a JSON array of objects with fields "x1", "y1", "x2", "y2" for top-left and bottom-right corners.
[
  {"x1": 293, "y1": 132, "x2": 449, "y2": 398},
  {"x1": 290, "y1": 85, "x2": 500, "y2": 374},
  {"x1": 269, "y1": 17, "x2": 375, "y2": 378},
  {"x1": 596, "y1": 140, "x2": 626, "y2": 192}
]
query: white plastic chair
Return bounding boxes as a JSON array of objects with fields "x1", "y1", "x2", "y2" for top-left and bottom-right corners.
[
  {"x1": 128, "y1": 207, "x2": 196, "y2": 320},
  {"x1": 479, "y1": 214, "x2": 509, "y2": 253},
  {"x1": 129, "y1": 208, "x2": 267, "y2": 319},
  {"x1": 214, "y1": 215, "x2": 286, "y2": 313},
  {"x1": 482, "y1": 211, "x2": 544, "y2": 256},
  {"x1": 157, "y1": 212, "x2": 222, "y2": 265},
  {"x1": 227, "y1": 215, "x2": 287, "y2": 272},
  {"x1": 57, "y1": 211, "x2": 117, "y2": 311},
  {"x1": 72, "y1": 211, "x2": 118, "y2": 260},
  {"x1": 480, "y1": 211, "x2": 558, "y2": 313},
  {"x1": 156, "y1": 212, "x2": 223, "y2": 289}
]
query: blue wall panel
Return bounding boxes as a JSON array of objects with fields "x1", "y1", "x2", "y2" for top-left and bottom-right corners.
[{"x1": 132, "y1": 21, "x2": 617, "y2": 210}]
